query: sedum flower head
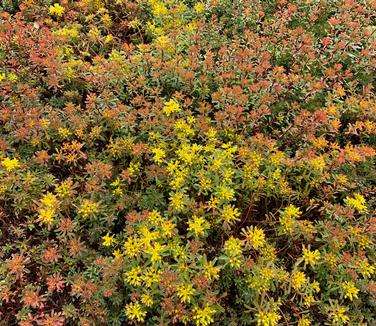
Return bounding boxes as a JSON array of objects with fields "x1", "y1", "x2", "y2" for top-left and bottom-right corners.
[
  {"x1": 102, "y1": 233, "x2": 116, "y2": 247},
  {"x1": 344, "y1": 193, "x2": 367, "y2": 213},
  {"x1": 163, "y1": 99, "x2": 180, "y2": 116},
  {"x1": 242, "y1": 226, "x2": 266, "y2": 249},
  {"x1": 2, "y1": 157, "x2": 20, "y2": 171},
  {"x1": 302, "y1": 247, "x2": 320, "y2": 267},
  {"x1": 192, "y1": 304, "x2": 216, "y2": 326},
  {"x1": 329, "y1": 306, "x2": 349, "y2": 324},
  {"x1": 49, "y1": 4, "x2": 65, "y2": 17},
  {"x1": 255, "y1": 310, "x2": 281, "y2": 326},
  {"x1": 177, "y1": 283, "x2": 195, "y2": 303},
  {"x1": 38, "y1": 208, "x2": 56, "y2": 225},
  {"x1": 221, "y1": 204, "x2": 240, "y2": 224},
  {"x1": 78, "y1": 199, "x2": 100, "y2": 218},
  {"x1": 187, "y1": 215, "x2": 210, "y2": 237},
  {"x1": 291, "y1": 271, "x2": 307, "y2": 291},
  {"x1": 124, "y1": 301, "x2": 146, "y2": 322},
  {"x1": 342, "y1": 281, "x2": 359, "y2": 301},
  {"x1": 40, "y1": 192, "x2": 58, "y2": 208}
]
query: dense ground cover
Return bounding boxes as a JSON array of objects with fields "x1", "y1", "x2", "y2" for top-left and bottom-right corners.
[{"x1": 0, "y1": 0, "x2": 375, "y2": 325}]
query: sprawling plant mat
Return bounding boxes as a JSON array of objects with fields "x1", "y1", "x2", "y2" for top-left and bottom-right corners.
[{"x1": 0, "y1": 0, "x2": 375, "y2": 325}]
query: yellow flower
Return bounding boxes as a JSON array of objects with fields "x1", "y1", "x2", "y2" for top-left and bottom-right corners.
[
  {"x1": 49, "y1": 3, "x2": 65, "y2": 17},
  {"x1": 261, "y1": 243, "x2": 277, "y2": 262},
  {"x1": 255, "y1": 311, "x2": 281, "y2": 326},
  {"x1": 207, "y1": 196, "x2": 219, "y2": 209},
  {"x1": 329, "y1": 306, "x2": 349, "y2": 324},
  {"x1": 279, "y1": 215, "x2": 295, "y2": 233},
  {"x1": 163, "y1": 99, "x2": 180, "y2": 116},
  {"x1": 187, "y1": 215, "x2": 210, "y2": 237},
  {"x1": 160, "y1": 219, "x2": 175, "y2": 238},
  {"x1": 102, "y1": 233, "x2": 116, "y2": 247},
  {"x1": 203, "y1": 261, "x2": 220, "y2": 281},
  {"x1": 152, "y1": 2, "x2": 168, "y2": 17},
  {"x1": 358, "y1": 235, "x2": 372, "y2": 249},
  {"x1": 141, "y1": 293, "x2": 154, "y2": 307},
  {"x1": 291, "y1": 271, "x2": 306, "y2": 291},
  {"x1": 216, "y1": 185, "x2": 235, "y2": 201},
  {"x1": 282, "y1": 204, "x2": 302, "y2": 219},
  {"x1": 138, "y1": 226, "x2": 159, "y2": 246},
  {"x1": 242, "y1": 226, "x2": 266, "y2": 249},
  {"x1": 40, "y1": 192, "x2": 58, "y2": 208},
  {"x1": 198, "y1": 174, "x2": 212, "y2": 191},
  {"x1": 147, "y1": 210, "x2": 162, "y2": 225},
  {"x1": 304, "y1": 294, "x2": 315, "y2": 307},
  {"x1": 123, "y1": 238, "x2": 142, "y2": 258},
  {"x1": 112, "y1": 249, "x2": 123, "y2": 259},
  {"x1": 151, "y1": 147, "x2": 166, "y2": 164},
  {"x1": 357, "y1": 260, "x2": 375, "y2": 278},
  {"x1": 38, "y1": 208, "x2": 56, "y2": 225},
  {"x1": 342, "y1": 281, "x2": 359, "y2": 301},
  {"x1": 311, "y1": 155, "x2": 325, "y2": 171},
  {"x1": 128, "y1": 161, "x2": 141, "y2": 177},
  {"x1": 124, "y1": 266, "x2": 143, "y2": 286},
  {"x1": 156, "y1": 35, "x2": 171, "y2": 50},
  {"x1": 78, "y1": 199, "x2": 100, "y2": 218},
  {"x1": 312, "y1": 137, "x2": 328, "y2": 149},
  {"x1": 143, "y1": 267, "x2": 162, "y2": 288},
  {"x1": 223, "y1": 237, "x2": 243, "y2": 268},
  {"x1": 56, "y1": 179, "x2": 73, "y2": 198},
  {"x1": 104, "y1": 34, "x2": 113, "y2": 44},
  {"x1": 2, "y1": 157, "x2": 20, "y2": 171},
  {"x1": 58, "y1": 127, "x2": 71, "y2": 138},
  {"x1": 344, "y1": 193, "x2": 367, "y2": 213},
  {"x1": 221, "y1": 204, "x2": 240, "y2": 224},
  {"x1": 335, "y1": 87, "x2": 346, "y2": 97},
  {"x1": 192, "y1": 304, "x2": 216, "y2": 326},
  {"x1": 124, "y1": 301, "x2": 146, "y2": 322},
  {"x1": 194, "y1": 2, "x2": 205, "y2": 13},
  {"x1": 302, "y1": 247, "x2": 320, "y2": 267},
  {"x1": 169, "y1": 192, "x2": 186, "y2": 210},
  {"x1": 177, "y1": 284, "x2": 195, "y2": 303},
  {"x1": 100, "y1": 13, "x2": 112, "y2": 28},
  {"x1": 311, "y1": 281, "x2": 320, "y2": 293},
  {"x1": 144, "y1": 243, "x2": 165, "y2": 263},
  {"x1": 298, "y1": 318, "x2": 311, "y2": 326},
  {"x1": 279, "y1": 204, "x2": 302, "y2": 233}
]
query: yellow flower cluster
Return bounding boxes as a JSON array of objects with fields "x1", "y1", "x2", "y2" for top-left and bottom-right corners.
[
  {"x1": 177, "y1": 283, "x2": 195, "y2": 303},
  {"x1": 163, "y1": 99, "x2": 180, "y2": 116},
  {"x1": 223, "y1": 237, "x2": 243, "y2": 268},
  {"x1": 242, "y1": 226, "x2": 266, "y2": 250},
  {"x1": 344, "y1": 193, "x2": 367, "y2": 213},
  {"x1": 192, "y1": 304, "x2": 216, "y2": 326},
  {"x1": 102, "y1": 233, "x2": 116, "y2": 247},
  {"x1": 291, "y1": 270, "x2": 307, "y2": 291},
  {"x1": 279, "y1": 204, "x2": 302, "y2": 233},
  {"x1": 302, "y1": 247, "x2": 320, "y2": 267},
  {"x1": 2, "y1": 157, "x2": 20, "y2": 172},
  {"x1": 38, "y1": 192, "x2": 59, "y2": 225},
  {"x1": 124, "y1": 301, "x2": 146, "y2": 322},
  {"x1": 56, "y1": 179, "x2": 73, "y2": 198},
  {"x1": 78, "y1": 199, "x2": 100, "y2": 218},
  {"x1": 221, "y1": 204, "x2": 240, "y2": 224},
  {"x1": 329, "y1": 306, "x2": 349, "y2": 324},
  {"x1": 341, "y1": 281, "x2": 359, "y2": 301},
  {"x1": 255, "y1": 310, "x2": 281, "y2": 326},
  {"x1": 49, "y1": 3, "x2": 65, "y2": 17},
  {"x1": 187, "y1": 215, "x2": 210, "y2": 237}
]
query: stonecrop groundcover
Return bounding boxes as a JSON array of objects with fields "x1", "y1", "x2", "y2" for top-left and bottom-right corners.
[{"x1": 0, "y1": 0, "x2": 375, "y2": 325}]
